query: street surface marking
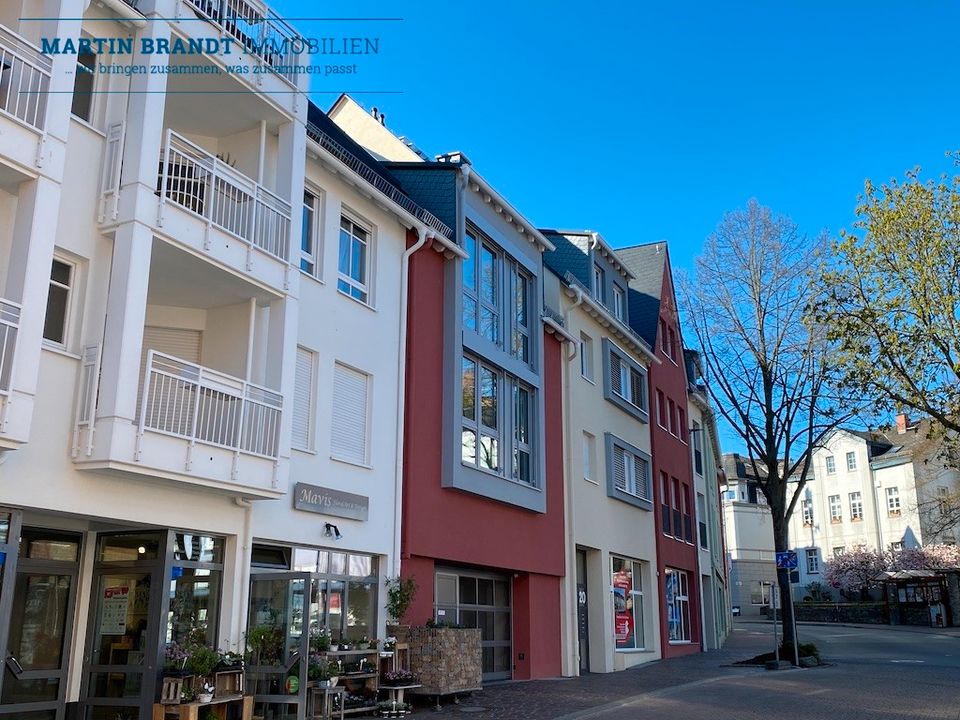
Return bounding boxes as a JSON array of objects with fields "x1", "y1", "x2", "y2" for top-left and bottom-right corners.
[{"x1": 889, "y1": 660, "x2": 924, "y2": 663}]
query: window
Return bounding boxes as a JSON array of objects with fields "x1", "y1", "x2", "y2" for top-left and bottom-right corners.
[
  {"x1": 886, "y1": 486, "x2": 901, "y2": 515},
  {"x1": 829, "y1": 494, "x2": 842, "y2": 523},
  {"x1": 331, "y1": 363, "x2": 369, "y2": 465},
  {"x1": 805, "y1": 548, "x2": 820, "y2": 574},
  {"x1": 937, "y1": 486, "x2": 951, "y2": 514},
  {"x1": 301, "y1": 190, "x2": 320, "y2": 275},
  {"x1": 579, "y1": 333, "x2": 594, "y2": 380},
  {"x1": 292, "y1": 347, "x2": 317, "y2": 451},
  {"x1": 833, "y1": 547, "x2": 845, "y2": 559},
  {"x1": 665, "y1": 568, "x2": 690, "y2": 642},
  {"x1": 168, "y1": 534, "x2": 224, "y2": 650},
  {"x1": 697, "y1": 492, "x2": 708, "y2": 549},
  {"x1": 825, "y1": 455, "x2": 836, "y2": 474},
  {"x1": 672, "y1": 478, "x2": 682, "y2": 540},
  {"x1": 611, "y1": 557, "x2": 645, "y2": 650},
  {"x1": 511, "y1": 267, "x2": 532, "y2": 363},
  {"x1": 71, "y1": 49, "x2": 96, "y2": 121},
  {"x1": 43, "y1": 258, "x2": 74, "y2": 346},
  {"x1": 692, "y1": 421, "x2": 703, "y2": 475},
  {"x1": 850, "y1": 491, "x2": 863, "y2": 520},
  {"x1": 337, "y1": 215, "x2": 370, "y2": 303},
  {"x1": 612, "y1": 284, "x2": 625, "y2": 321},
  {"x1": 659, "y1": 319, "x2": 668, "y2": 355},
  {"x1": 656, "y1": 390, "x2": 666, "y2": 427},
  {"x1": 750, "y1": 581, "x2": 772, "y2": 606},
  {"x1": 667, "y1": 327, "x2": 677, "y2": 362},
  {"x1": 660, "y1": 472, "x2": 671, "y2": 535},
  {"x1": 593, "y1": 265, "x2": 605, "y2": 303},
  {"x1": 608, "y1": 438, "x2": 651, "y2": 502},
  {"x1": 846, "y1": 451, "x2": 857, "y2": 471},
  {"x1": 677, "y1": 406, "x2": 686, "y2": 442},
  {"x1": 682, "y1": 484, "x2": 693, "y2": 543},
  {"x1": 890, "y1": 541, "x2": 903, "y2": 553},
  {"x1": 582, "y1": 431, "x2": 596, "y2": 482},
  {"x1": 606, "y1": 343, "x2": 647, "y2": 414},
  {"x1": 801, "y1": 499, "x2": 814, "y2": 526},
  {"x1": 667, "y1": 399, "x2": 676, "y2": 434},
  {"x1": 461, "y1": 355, "x2": 535, "y2": 485}
]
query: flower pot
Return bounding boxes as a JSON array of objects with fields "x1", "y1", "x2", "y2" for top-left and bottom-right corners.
[
  {"x1": 198, "y1": 693, "x2": 214, "y2": 703},
  {"x1": 330, "y1": 676, "x2": 339, "y2": 687}
]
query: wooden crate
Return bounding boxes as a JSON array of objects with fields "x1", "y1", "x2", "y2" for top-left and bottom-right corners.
[
  {"x1": 214, "y1": 669, "x2": 244, "y2": 697},
  {"x1": 160, "y1": 675, "x2": 195, "y2": 704}
]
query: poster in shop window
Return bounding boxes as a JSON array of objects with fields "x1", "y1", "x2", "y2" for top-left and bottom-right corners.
[
  {"x1": 100, "y1": 586, "x2": 130, "y2": 635},
  {"x1": 613, "y1": 568, "x2": 634, "y2": 648}
]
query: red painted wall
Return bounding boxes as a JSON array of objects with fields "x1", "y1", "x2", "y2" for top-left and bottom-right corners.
[
  {"x1": 399, "y1": 235, "x2": 565, "y2": 678},
  {"x1": 649, "y1": 257, "x2": 702, "y2": 658}
]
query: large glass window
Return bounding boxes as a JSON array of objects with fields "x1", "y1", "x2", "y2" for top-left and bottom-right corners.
[
  {"x1": 301, "y1": 191, "x2": 319, "y2": 275},
  {"x1": 665, "y1": 568, "x2": 690, "y2": 642},
  {"x1": 167, "y1": 534, "x2": 224, "y2": 650},
  {"x1": 611, "y1": 557, "x2": 645, "y2": 650},
  {"x1": 338, "y1": 215, "x2": 370, "y2": 303},
  {"x1": 511, "y1": 268, "x2": 531, "y2": 363}
]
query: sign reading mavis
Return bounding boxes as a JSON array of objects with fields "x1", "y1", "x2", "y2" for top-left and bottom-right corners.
[{"x1": 294, "y1": 482, "x2": 369, "y2": 521}]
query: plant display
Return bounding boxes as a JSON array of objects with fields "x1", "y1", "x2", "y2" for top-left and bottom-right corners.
[
  {"x1": 184, "y1": 644, "x2": 220, "y2": 678},
  {"x1": 381, "y1": 669, "x2": 418, "y2": 685},
  {"x1": 246, "y1": 624, "x2": 285, "y2": 665},
  {"x1": 311, "y1": 626, "x2": 331, "y2": 652}
]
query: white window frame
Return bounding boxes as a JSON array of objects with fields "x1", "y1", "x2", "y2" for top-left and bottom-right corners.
[
  {"x1": 849, "y1": 492, "x2": 863, "y2": 520},
  {"x1": 666, "y1": 568, "x2": 691, "y2": 643},
  {"x1": 292, "y1": 346, "x2": 317, "y2": 452},
  {"x1": 890, "y1": 541, "x2": 904, "y2": 553},
  {"x1": 825, "y1": 455, "x2": 836, "y2": 474},
  {"x1": 833, "y1": 547, "x2": 845, "y2": 558},
  {"x1": 43, "y1": 255, "x2": 77, "y2": 349},
  {"x1": 300, "y1": 188, "x2": 323, "y2": 278},
  {"x1": 593, "y1": 264, "x2": 605, "y2": 303},
  {"x1": 582, "y1": 431, "x2": 596, "y2": 483},
  {"x1": 805, "y1": 548, "x2": 820, "y2": 574},
  {"x1": 829, "y1": 494, "x2": 842, "y2": 523},
  {"x1": 611, "y1": 556, "x2": 646, "y2": 651},
  {"x1": 886, "y1": 486, "x2": 901, "y2": 516},
  {"x1": 846, "y1": 451, "x2": 857, "y2": 472},
  {"x1": 802, "y1": 499, "x2": 814, "y2": 526},
  {"x1": 613, "y1": 284, "x2": 625, "y2": 321},
  {"x1": 337, "y1": 211, "x2": 373, "y2": 305},
  {"x1": 750, "y1": 581, "x2": 772, "y2": 606},
  {"x1": 71, "y1": 43, "x2": 97, "y2": 123},
  {"x1": 611, "y1": 443, "x2": 651, "y2": 500},
  {"x1": 579, "y1": 332, "x2": 594, "y2": 381}
]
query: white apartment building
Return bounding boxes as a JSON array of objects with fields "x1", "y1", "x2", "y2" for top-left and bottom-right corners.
[
  {"x1": 0, "y1": 2, "x2": 456, "y2": 718},
  {"x1": 789, "y1": 417, "x2": 960, "y2": 592},
  {"x1": 542, "y1": 231, "x2": 662, "y2": 675}
]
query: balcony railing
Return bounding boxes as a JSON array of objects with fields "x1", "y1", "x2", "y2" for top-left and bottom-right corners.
[
  {"x1": 139, "y1": 350, "x2": 282, "y2": 460},
  {"x1": 184, "y1": 0, "x2": 299, "y2": 84},
  {"x1": 159, "y1": 129, "x2": 291, "y2": 262},
  {"x1": 306, "y1": 120, "x2": 454, "y2": 239},
  {"x1": 0, "y1": 24, "x2": 51, "y2": 131},
  {"x1": 0, "y1": 300, "x2": 20, "y2": 396}
]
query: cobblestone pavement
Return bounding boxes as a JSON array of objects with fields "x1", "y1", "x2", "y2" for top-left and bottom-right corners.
[{"x1": 410, "y1": 622, "x2": 960, "y2": 720}]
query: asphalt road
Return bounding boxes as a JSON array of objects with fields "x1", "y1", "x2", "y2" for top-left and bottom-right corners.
[{"x1": 584, "y1": 623, "x2": 960, "y2": 720}]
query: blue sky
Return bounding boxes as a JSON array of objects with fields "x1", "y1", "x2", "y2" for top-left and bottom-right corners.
[{"x1": 275, "y1": 0, "x2": 960, "y2": 275}]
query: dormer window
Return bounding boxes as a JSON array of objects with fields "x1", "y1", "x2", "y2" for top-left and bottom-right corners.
[
  {"x1": 593, "y1": 265, "x2": 605, "y2": 303},
  {"x1": 613, "y1": 285, "x2": 626, "y2": 322}
]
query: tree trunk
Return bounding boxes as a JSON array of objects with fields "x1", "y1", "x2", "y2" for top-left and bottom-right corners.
[{"x1": 772, "y1": 514, "x2": 796, "y2": 650}]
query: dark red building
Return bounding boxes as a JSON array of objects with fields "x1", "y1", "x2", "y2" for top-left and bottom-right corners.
[
  {"x1": 391, "y1": 157, "x2": 566, "y2": 681},
  {"x1": 619, "y1": 243, "x2": 702, "y2": 657}
]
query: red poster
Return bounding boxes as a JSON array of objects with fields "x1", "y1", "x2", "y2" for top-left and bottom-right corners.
[{"x1": 613, "y1": 569, "x2": 634, "y2": 648}]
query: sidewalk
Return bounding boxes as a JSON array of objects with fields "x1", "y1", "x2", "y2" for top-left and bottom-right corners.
[{"x1": 423, "y1": 630, "x2": 769, "y2": 720}]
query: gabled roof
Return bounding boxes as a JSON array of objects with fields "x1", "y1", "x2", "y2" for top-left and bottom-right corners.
[
  {"x1": 617, "y1": 242, "x2": 668, "y2": 347},
  {"x1": 541, "y1": 231, "x2": 592, "y2": 288}
]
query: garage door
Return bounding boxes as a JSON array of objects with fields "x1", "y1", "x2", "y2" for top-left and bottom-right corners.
[{"x1": 435, "y1": 569, "x2": 511, "y2": 681}]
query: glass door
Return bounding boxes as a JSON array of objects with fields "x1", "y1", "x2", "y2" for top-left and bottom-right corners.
[
  {"x1": 0, "y1": 524, "x2": 81, "y2": 720},
  {"x1": 81, "y1": 532, "x2": 165, "y2": 720},
  {"x1": 247, "y1": 572, "x2": 311, "y2": 720}
]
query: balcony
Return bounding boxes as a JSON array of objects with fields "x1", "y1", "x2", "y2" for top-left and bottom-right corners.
[
  {"x1": 0, "y1": 299, "x2": 20, "y2": 449},
  {"x1": 0, "y1": 24, "x2": 51, "y2": 171},
  {"x1": 153, "y1": 129, "x2": 292, "y2": 290}
]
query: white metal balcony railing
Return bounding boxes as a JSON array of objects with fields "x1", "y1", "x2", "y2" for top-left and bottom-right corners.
[
  {"x1": 159, "y1": 130, "x2": 292, "y2": 263},
  {"x1": 184, "y1": 0, "x2": 299, "y2": 83},
  {"x1": 0, "y1": 24, "x2": 52, "y2": 131},
  {"x1": 0, "y1": 300, "x2": 20, "y2": 397},
  {"x1": 139, "y1": 350, "x2": 282, "y2": 460}
]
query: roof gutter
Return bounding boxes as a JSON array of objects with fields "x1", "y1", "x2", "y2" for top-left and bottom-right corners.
[{"x1": 564, "y1": 284, "x2": 660, "y2": 364}]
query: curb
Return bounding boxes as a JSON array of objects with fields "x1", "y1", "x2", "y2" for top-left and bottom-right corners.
[{"x1": 738, "y1": 619, "x2": 960, "y2": 638}]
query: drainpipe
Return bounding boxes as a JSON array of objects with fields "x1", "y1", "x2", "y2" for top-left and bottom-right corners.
[
  {"x1": 393, "y1": 226, "x2": 431, "y2": 577},
  {"x1": 234, "y1": 496, "x2": 254, "y2": 653}
]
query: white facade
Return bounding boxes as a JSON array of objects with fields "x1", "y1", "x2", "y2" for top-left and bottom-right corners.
[{"x1": 0, "y1": 1, "x2": 454, "y2": 717}]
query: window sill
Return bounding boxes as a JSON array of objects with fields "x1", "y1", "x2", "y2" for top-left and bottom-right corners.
[
  {"x1": 584, "y1": 477, "x2": 600, "y2": 486},
  {"x1": 300, "y1": 269, "x2": 325, "y2": 285},
  {"x1": 851, "y1": 518, "x2": 863, "y2": 523},
  {"x1": 337, "y1": 287, "x2": 375, "y2": 311},
  {"x1": 41, "y1": 342, "x2": 81, "y2": 361},
  {"x1": 460, "y1": 461, "x2": 541, "y2": 492},
  {"x1": 292, "y1": 446, "x2": 318, "y2": 456},
  {"x1": 330, "y1": 455, "x2": 373, "y2": 470},
  {"x1": 830, "y1": 520, "x2": 842, "y2": 524},
  {"x1": 581, "y1": 375, "x2": 596, "y2": 386},
  {"x1": 70, "y1": 115, "x2": 106, "y2": 137}
]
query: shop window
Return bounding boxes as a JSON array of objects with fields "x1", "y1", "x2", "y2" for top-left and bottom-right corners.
[
  {"x1": 250, "y1": 544, "x2": 291, "y2": 569},
  {"x1": 665, "y1": 568, "x2": 690, "y2": 642},
  {"x1": 97, "y1": 532, "x2": 160, "y2": 562},
  {"x1": 611, "y1": 557, "x2": 645, "y2": 651},
  {"x1": 168, "y1": 534, "x2": 224, "y2": 650}
]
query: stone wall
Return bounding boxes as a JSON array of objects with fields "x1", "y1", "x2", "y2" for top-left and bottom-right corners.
[
  {"x1": 770, "y1": 603, "x2": 888, "y2": 624},
  {"x1": 390, "y1": 626, "x2": 482, "y2": 695}
]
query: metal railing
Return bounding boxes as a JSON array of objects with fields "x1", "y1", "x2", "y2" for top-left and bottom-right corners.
[
  {"x1": 0, "y1": 299, "x2": 20, "y2": 396},
  {"x1": 306, "y1": 121, "x2": 453, "y2": 239},
  {"x1": 159, "y1": 129, "x2": 291, "y2": 262},
  {"x1": 139, "y1": 350, "x2": 282, "y2": 460},
  {"x1": 184, "y1": 0, "x2": 299, "y2": 84},
  {"x1": 0, "y1": 24, "x2": 51, "y2": 131}
]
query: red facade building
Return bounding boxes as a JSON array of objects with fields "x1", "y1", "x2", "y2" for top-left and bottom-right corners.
[{"x1": 619, "y1": 243, "x2": 702, "y2": 657}]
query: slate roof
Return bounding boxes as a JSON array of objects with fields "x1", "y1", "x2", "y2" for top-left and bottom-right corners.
[
  {"x1": 617, "y1": 243, "x2": 668, "y2": 347},
  {"x1": 541, "y1": 230, "x2": 592, "y2": 288},
  {"x1": 381, "y1": 163, "x2": 459, "y2": 240}
]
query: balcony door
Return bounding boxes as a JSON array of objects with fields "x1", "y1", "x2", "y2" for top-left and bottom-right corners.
[
  {"x1": 136, "y1": 326, "x2": 202, "y2": 421},
  {"x1": 0, "y1": 517, "x2": 81, "y2": 720}
]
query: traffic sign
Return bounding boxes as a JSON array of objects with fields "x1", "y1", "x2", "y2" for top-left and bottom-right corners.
[{"x1": 775, "y1": 551, "x2": 798, "y2": 569}]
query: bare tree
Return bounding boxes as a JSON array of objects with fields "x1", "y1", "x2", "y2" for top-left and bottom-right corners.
[{"x1": 682, "y1": 200, "x2": 856, "y2": 650}]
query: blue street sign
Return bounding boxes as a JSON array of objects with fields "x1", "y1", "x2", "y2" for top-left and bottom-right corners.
[{"x1": 776, "y1": 551, "x2": 798, "y2": 569}]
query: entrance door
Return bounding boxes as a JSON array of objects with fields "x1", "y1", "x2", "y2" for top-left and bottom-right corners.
[
  {"x1": 575, "y1": 550, "x2": 589, "y2": 673},
  {"x1": 0, "y1": 524, "x2": 81, "y2": 720},
  {"x1": 81, "y1": 531, "x2": 165, "y2": 720},
  {"x1": 247, "y1": 572, "x2": 311, "y2": 720}
]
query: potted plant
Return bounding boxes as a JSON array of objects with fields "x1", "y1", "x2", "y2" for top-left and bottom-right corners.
[
  {"x1": 385, "y1": 577, "x2": 418, "y2": 628},
  {"x1": 311, "y1": 627, "x2": 331, "y2": 653},
  {"x1": 381, "y1": 669, "x2": 418, "y2": 687},
  {"x1": 185, "y1": 645, "x2": 220, "y2": 680},
  {"x1": 197, "y1": 681, "x2": 215, "y2": 704},
  {"x1": 357, "y1": 635, "x2": 370, "y2": 650}
]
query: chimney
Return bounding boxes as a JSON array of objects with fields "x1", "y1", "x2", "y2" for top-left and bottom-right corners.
[{"x1": 896, "y1": 412, "x2": 910, "y2": 434}]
